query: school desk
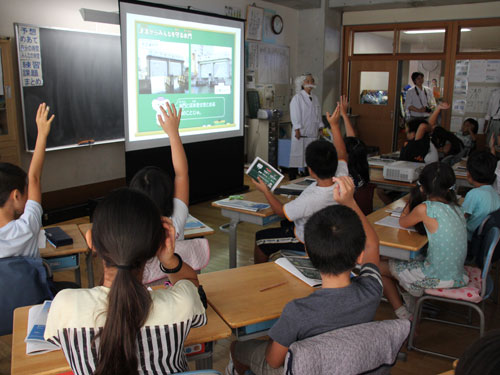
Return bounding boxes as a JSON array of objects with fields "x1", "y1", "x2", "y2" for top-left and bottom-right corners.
[
  {"x1": 39, "y1": 224, "x2": 92, "y2": 288},
  {"x1": 11, "y1": 303, "x2": 231, "y2": 375},
  {"x1": 198, "y1": 262, "x2": 314, "y2": 340},
  {"x1": 212, "y1": 190, "x2": 291, "y2": 268},
  {"x1": 367, "y1": 196, "x2": 428, "y2": 260}
]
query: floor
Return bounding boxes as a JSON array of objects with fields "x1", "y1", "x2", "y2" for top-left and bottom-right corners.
[{"x1": 2, "y1": 173, "x2": 499, "y2": 375}]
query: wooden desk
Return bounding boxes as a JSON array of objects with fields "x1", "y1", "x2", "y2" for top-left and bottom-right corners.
[
  {"x1": 212, "y1": 190, "x2": 291, "y2": 268},
  {"x1": 39, "y1": 224, "x2": 90, "y2": 287},
  {"x1": 368, "y1": 196, "x2": 428, "y2": 260},
  {"x1": 199, "y1": 262, "x2": 314, "y2": 339},
  {"x1": 11, "y1": 303, "x2": 231, "y2": 375}
]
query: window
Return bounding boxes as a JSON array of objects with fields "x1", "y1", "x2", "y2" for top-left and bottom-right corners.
[
  {"x1": 353, "y1": 31, "x2": 394, "y2": 54},
  {"x1": 399, "y1": 29, "x2": 446, "y2": 53},
  {"x1": 359, "y1": 71, "x2": 389, "y2": 105},
  {"x1": 459, "y1": 26, "x2": 500, "y2": 53}
]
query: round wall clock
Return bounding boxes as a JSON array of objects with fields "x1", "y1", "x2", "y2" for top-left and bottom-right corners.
[{"x1": 271, "y1": 15, "x2": 283, "y2": 35}]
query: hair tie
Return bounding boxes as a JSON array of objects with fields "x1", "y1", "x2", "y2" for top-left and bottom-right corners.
[{"x1": 115, "y1": 264, "x2": 133, "y2": 270}]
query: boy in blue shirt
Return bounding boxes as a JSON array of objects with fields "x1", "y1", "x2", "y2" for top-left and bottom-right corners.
[
  {"x1": 463, "y1": 150, "x2": 500, "y2": 241},
  {"x1": 227, "y1": 176, "x2": 382, "y2": 375},
  {"x1": 0, "y1": 103, "x2": 53, "y2": 258}
]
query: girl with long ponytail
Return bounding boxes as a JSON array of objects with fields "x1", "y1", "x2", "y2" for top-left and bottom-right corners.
[{"x1": 44, "y1": 188, "x2": 206, "y2": 374}]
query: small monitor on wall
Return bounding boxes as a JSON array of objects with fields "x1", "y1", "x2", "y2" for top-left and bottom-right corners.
[{"x1": 119, "y1": 0, "x2": 244, "y2": 152}]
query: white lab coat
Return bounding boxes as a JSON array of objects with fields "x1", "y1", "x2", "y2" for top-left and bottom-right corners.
[{"x1": 289, "y1": 90, "x2": 322, "y2": 168}]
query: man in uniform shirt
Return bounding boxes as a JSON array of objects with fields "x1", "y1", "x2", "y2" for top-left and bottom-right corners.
[{"x1": 405, "y1": 72, "x2": 436, "y2": 121}]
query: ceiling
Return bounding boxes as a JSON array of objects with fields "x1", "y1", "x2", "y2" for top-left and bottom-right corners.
[{"x1": 264, "y1": 0, "x2": 499, "y2": 11}]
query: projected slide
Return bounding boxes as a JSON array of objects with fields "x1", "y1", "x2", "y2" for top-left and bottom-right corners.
[{"x1": 120, "y1": 2, "x2": 243, "y2": 151}]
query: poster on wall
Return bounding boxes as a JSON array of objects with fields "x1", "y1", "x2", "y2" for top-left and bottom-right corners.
[{"x1": 17, "y1": 24, "x2": 43, "y2": 87}]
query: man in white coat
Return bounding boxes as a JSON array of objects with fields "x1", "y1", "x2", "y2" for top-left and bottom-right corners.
[{"x1": 289, "y1": 74, "x2": 322, "y2": 179}]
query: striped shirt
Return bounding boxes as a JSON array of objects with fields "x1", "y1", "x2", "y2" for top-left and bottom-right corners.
[{"x1": 44, "y1": 280, "x2": 206, "y2": 374}]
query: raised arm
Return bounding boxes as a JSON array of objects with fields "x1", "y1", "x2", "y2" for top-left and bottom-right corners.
[
  {"x1": 333, "y1": 176, "x2": 379, "y2": 267},
  {"x1": 428, "y1": 102, "x2": 450, "y2": 128},
  {"x1": 158, "y1": 103, "x2": 189, "y2": 206},
  {"x1": 28, "y1": 103, "x2": 54, "y2": 203},
  {"x1": 157, "y1": 218, "x2": 199, "y2": 286},
  {"x1": 340, "y1": 95, "x2": 356, "y2": 137},
  {"x1": 326, "y1": 103, "x2": 348, "y2": 162},
  {"x1": 252, "y1": 177, "x2": 284, "y2": 217}
]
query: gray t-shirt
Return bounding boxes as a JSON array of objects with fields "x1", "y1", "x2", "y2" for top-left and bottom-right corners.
[{"x1": 269, "y1": 263, "x2": 383, "y2": 348}]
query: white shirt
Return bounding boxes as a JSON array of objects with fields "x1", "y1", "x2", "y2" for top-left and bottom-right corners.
[
  {"x1": 171, "y1": 198, "x2": 189, "y2": 240},
  {"x1": 485, "y1": 89, "x2": 500, "y2": 121},
  {"x1": 283, "y1": 160, "x2": 348, "y2": 242},
  {"x1": 45, "y1": 281, "x2": 206, "y2": 375},
  {"x1": 405, "y1": 85, "x2": 435, "y2": 118},
  {"x1": 0, "y1": 200, "x2": 43, "y2": 258}
]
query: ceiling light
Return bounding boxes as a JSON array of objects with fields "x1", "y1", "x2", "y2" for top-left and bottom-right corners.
[{"x1": 403, "y1": 28, "x2": 470, "y2": 34}]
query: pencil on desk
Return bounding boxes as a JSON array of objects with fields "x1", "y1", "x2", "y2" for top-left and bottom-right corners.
[{"x1": 259, "y1": 281, "x2": 287, "y2": 292}]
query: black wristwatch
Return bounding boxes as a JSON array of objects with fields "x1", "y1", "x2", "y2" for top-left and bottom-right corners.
[{"x1": 159, "y1": 253, "x2": 183, "y2": 274}]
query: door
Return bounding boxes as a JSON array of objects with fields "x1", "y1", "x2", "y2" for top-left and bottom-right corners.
[{"x1": 349, "y1": 60, "x2": 398, "y2": 154}]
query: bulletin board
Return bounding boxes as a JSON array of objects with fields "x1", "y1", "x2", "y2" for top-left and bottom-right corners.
[
  {"x1": 246, "y1": 41, "x2": 289, "y2": 85},
  {"x1": 451, "y1": 59, "x2": 500, "y2": 134}
]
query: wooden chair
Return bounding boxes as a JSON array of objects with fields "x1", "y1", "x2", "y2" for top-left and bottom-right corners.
[{"x1": 407, "y1": 227, "x2": 500, "y2": 360}]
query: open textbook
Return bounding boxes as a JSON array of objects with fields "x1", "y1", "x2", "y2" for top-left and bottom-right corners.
[
  {"x1": 275, "y1": 253, "x2": 321, "y2": 287},
  {"x1": 25, "y1": 301, "x2": 59, "y2": 355}
]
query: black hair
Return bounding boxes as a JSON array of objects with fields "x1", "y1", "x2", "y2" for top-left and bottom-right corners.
[
  {"x1": 344, "y1": 137, "x2": 370, "y2": 185},
  {"x1": 92, "y1": 188, "x2": 165, "y2": 375},
  {"x1": 467, "y1": 151, "x2": 497, "y2": 184},
  {"x1": 0, "y1": 163, "x2": 27, "y2": 207},
  {"x1": 464, "y1": 118, "x2": 479, "y2": 134},
  {"x1": 415, "y1": 162, "x2": 459, "y2": 205},
  {"x1": 304, "y1": 205, "x2": 366, "y2": 275},
  {"x1": 411, "y1": 71, "x2": 424, "y2": 84},
  {"x1": 129, "y1": 166, "x2": 174, "y2": 217},
  {"x1": 455, "y1": 329, "x2": 500, "y2": 375},
  {"x1": 431, "y1": 127, "x2": 464, "y2": 156},
  {"x1": 406, "y1": 118, "x2": 428, "y2": 134},
  {"x1": 305, "y1": 140, "x2": 338, "y2": 179}
]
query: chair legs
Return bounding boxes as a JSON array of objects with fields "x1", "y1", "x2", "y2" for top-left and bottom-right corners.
[{"x1": 407, "y1": 295, "x2": 485, "y2": 360}]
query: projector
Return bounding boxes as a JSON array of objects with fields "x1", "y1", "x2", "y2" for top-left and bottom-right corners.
[{"x1": 383, "y1": 161, "x2": 424, "y2": 183}]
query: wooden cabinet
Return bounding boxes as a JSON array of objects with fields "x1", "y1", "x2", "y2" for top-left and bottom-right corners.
[{"x1": 0, "y1": 38, "x2": 21, "y2": 165}]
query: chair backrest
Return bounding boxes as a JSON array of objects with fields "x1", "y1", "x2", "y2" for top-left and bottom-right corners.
[
  {"x1": 470, "y1": 208, "x2": 500, "y2": 269},
  {"x1": 142, "y1": 238, "x2": 210, "y2": 284},
  {"x1": 480, "y1": 227, "x2": 500, "y2": 298},
  {"x1": 354, "y1": 182, "x2": 376, "y2": 216},
  {"x1": 284, "y1": 319, "x2": 410, "y2": 375},
  {"x1": 0, "y1": 256, "x2": 53, "y2": 335}
]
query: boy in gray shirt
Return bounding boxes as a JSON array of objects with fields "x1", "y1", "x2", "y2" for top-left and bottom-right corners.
[{"x1": 227, "y1": 176, "x2": 382, "y2": 375}]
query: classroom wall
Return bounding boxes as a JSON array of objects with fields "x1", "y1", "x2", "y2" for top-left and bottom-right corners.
[
  {"x1": 343, "y1": 1, "x2": 500, "y2": 25},
  {"x1": 0, "y1": 0, "x2": 299, "y2": 193}
]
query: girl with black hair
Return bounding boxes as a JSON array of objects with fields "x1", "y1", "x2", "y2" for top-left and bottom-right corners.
[
  {"x1": 44, "y1": 188, "x2": 206, "y2": 374},
  {"x1": 379, "y1": 162, "x2": 468, "y2": 320}
]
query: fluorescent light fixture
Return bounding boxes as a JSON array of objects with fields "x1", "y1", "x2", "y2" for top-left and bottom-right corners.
[{"x1": 404, "y1": 28, "x2": 470, "y2": 34}]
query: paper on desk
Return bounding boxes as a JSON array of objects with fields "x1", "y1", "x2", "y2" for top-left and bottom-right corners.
[
  {"x1": 275, "y1": 257, "x2": 322, "y2": 287},
  {"x1": 375, "y1": 216, "x2": 416, "y2": 232},
  {"x1": 25, "y1": 301, "x2": 59, "y2": 355}
]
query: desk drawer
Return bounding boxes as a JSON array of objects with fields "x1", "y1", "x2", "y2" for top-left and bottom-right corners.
[{"x1": 44, "y1": 254, "x2": 79, "y2": 271}]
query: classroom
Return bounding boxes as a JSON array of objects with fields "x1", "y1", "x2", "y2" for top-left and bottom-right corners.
[{"x1": 1, "y1": 0, "x2": 500, "y2": 374}]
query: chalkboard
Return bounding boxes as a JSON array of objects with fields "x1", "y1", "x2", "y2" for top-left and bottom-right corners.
[{"x1": 15, "y1": 25, "x2": 124, "y2": 150}]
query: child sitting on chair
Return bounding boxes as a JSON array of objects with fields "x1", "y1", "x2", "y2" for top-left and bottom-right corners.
[
  {"x1": 227, "y1": 176, "x2": 382, "y2": 375},
  {"x1": 0, "y1": 103, "x2": 53, "y2": 258},
  {"x1": 252, "y1": 102, "x2": 348, "y2": 263},
  {"x1": 463, "y1": 151, "x2": 500, "y2": 242}
]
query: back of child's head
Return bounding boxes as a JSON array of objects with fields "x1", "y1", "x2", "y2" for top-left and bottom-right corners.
[
  {"x1": 305, "y1": 140, "x2": 338, "y2": 179},
  {"x1": 406, "y1": 118, "x2": 428, "y2": 135},
  {"x1": 344, "y1": 137, "x2": 370, "y2": 184},
  {"x1": 464, "y1": 118, "x2": 479, "y2": 134},
  {"x1": 417, "y1": 162, "x2": 458, "y2": 204},
  {"x1": 467, "y1": 150, "x2": 497, "y2": 185},
  {"x1": 455, "y1": 329, "x2": 500, "y2": 375},
  {"x1": 0, "y1": 163, "x2": 27, "y2": 208},
  {"x1": 304, "y1": 205, "x2": 366, "y2": 275},
  {"x1": 129, "y1": 166, "x2": 174, "y2": 217},
  {"x1": 91, "y1": 187, "x2": 165, "y2": 375}
]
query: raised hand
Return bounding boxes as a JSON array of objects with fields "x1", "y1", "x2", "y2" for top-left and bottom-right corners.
[
  {"x1": 326, "y1": 103, "x2": 341, "y2": 128},
  {"x1": 437, "y1": 102, "x2": 450, "y2": 110},
  {"x1": 252, "y1": 176, "x2": 270, "y2": 194},
  {"x1": 35, "y1": 103, "x2": 55, "y2": 138},
  {"x1": 339, "y1": 95, "x2": 349, "y2": 117},
  {"x1": 158, "y1": 102, "x2": 182, "y2": 137},
  {"x1": 332, "y1": 176, "x2": 355, "y2": 207}
]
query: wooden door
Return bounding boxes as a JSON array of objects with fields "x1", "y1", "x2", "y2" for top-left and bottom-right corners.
[{"x1": 349, "y1": 60, "x2": 398, "y2": 154}]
